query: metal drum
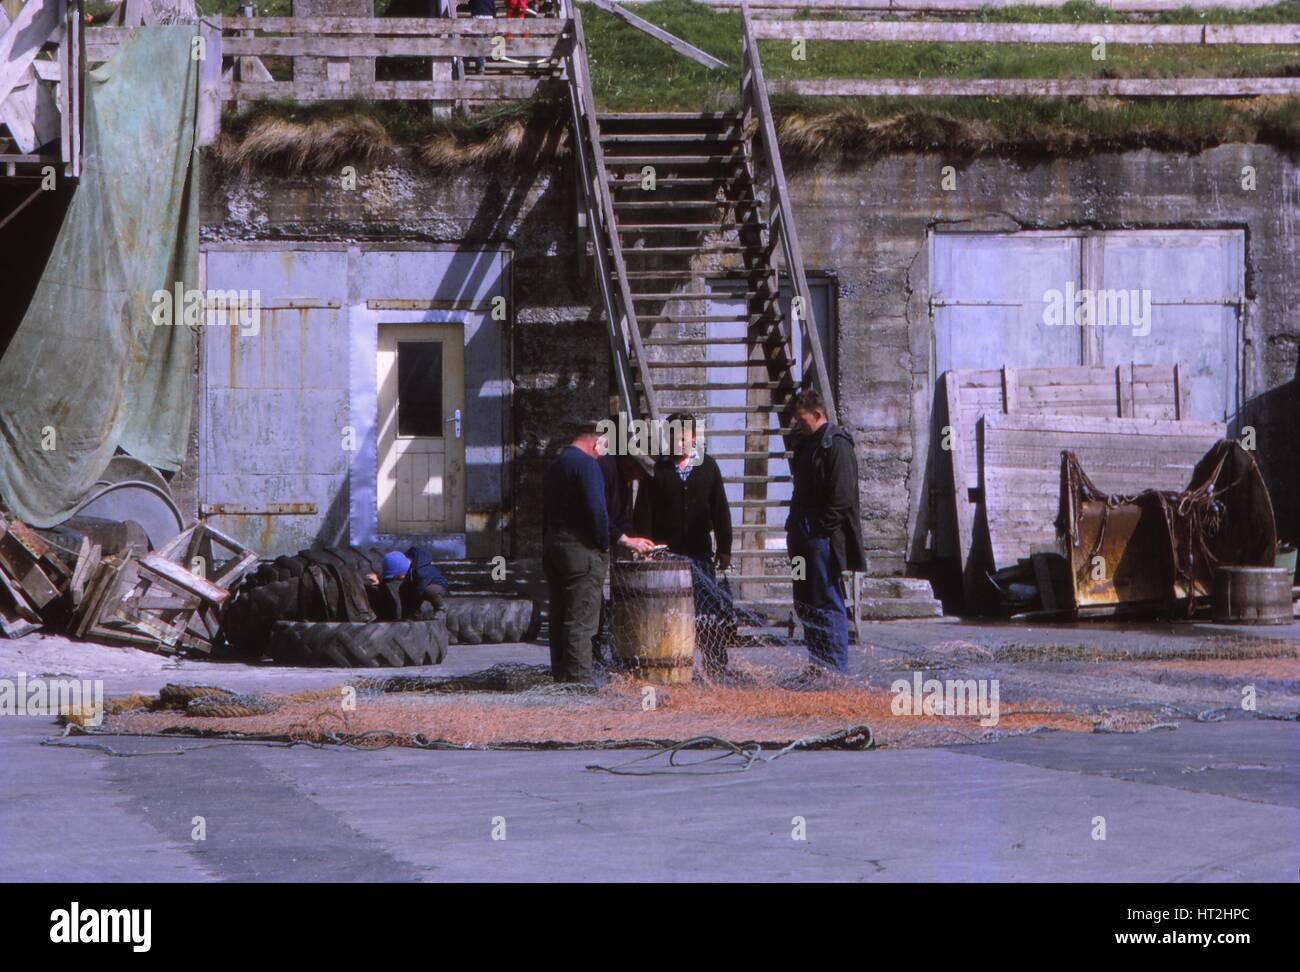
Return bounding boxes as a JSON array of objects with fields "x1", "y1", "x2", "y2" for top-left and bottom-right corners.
[
  {"x1": 1211, "y1": 566, "x2": 1292, "y2": 625},
  {"x1": 610, "y1": 559, "x2": 696, "y2": 684}
]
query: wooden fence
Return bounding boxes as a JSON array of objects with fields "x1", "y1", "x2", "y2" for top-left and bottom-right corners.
[
  {"x1": 749, "y1": 14, "x2": 1300, "y2": 98},
  {"x1": 80, "y1": 14, "x2": 573, "y2": 146}
]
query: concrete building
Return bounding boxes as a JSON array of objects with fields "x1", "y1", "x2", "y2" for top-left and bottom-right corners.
[{"x1": 194, "y1": 139, "x2": 1299, "y2": 607}]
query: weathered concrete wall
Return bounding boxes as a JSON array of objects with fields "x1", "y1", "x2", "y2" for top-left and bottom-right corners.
[
  {"x1": 199, "y1": 149, "x2": 609, "y2": 558},
  {"x1": 199, "y1": 142, "x2": 1299, "y2": 570},
  {"x1": 788, "y1": 145, "x2": 1300, "y2": 576}
]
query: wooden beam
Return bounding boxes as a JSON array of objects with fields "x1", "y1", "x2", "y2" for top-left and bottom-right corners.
[
  {"x1": 220, "y1": 77, "x2": 562, "y2": 101},
  {"x1": 586, "y1": 0, "x2": 726, "y2": 70},
  {"x1": 772, "y1": 77, "x2": 1300, "y2": 97},
  {"x1": 221, "y1": 34, "x2": 564, "y2": 58},
  {"x1": 196, "y1": 19, "x2": 221, "y2": 146},
  {"x1": 750, "y1": 20, "x2": 1300, "y2": 46},
  {"x1": 214, "y1": 16, "x2": 567, "y2": 36}
]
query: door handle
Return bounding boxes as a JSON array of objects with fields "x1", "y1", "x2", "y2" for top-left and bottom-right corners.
[{"x1": 445, "y1": 409, "x2": 462, "y2": 439}]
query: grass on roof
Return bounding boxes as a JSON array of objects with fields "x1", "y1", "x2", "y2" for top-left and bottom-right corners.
[{"x1": 203, "y1": 0, "x2": 1300, "y2": 168}]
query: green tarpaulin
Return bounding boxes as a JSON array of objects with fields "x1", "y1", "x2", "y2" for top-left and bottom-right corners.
[{"x1": 0, "y1": 26, "x2": 199, "y2": 526}]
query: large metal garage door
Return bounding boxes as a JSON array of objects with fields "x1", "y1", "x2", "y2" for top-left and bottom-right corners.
[{"x1": 932, "y1": 229, "x2": 1243, "y2": 423}]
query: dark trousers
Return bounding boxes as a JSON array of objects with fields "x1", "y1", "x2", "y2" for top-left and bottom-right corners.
[
  {"x1": 543, "y1": 533, "x2": 608, "y2": 683},
  {"x1": 787, "y1": 515, "x2": 849, "y2": 673},
  {"x1": 686, "y1": 557, "x2": 730, "y2": 675}
]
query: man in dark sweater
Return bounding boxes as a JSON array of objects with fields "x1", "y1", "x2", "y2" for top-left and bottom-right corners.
[
  {"x1": 633, "y1": 412, "x2": 734, "y2": 674},
  {"x1": 542, "y1": 422, "x2": 610, "y2": 684},
  {"x1": 786, "y1": 389, "x2": 865, "y2": 675}
]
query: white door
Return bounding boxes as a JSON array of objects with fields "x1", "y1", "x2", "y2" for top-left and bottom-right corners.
[{"x1": 376, "y1": 323, "x2": 465, "y2": 534}]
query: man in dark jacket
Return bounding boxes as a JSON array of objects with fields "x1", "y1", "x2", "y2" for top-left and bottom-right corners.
[
  {"x1": 542, "y1": 422, "x2": 610, "y2": 684},
  {"x1": 786, "y1": 389, "x2": 865, "y2": 675},
  {"x1": 633, "y1": 412, "x2": 734, "y2": 674}
]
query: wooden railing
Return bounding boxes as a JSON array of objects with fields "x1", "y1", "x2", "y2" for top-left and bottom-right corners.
[
  {"x1": 751, "y1": 18, "x2": 1300, "y2": 98},
  {"x1": 739, "y1": 1, "x2": 837, "y2": 424},
  {"x1": 77, "y1": 15, "x2": 573, "y2": 144},
  {"x1": 559, "y1": 0, "x2": 658, "y2": 424}
]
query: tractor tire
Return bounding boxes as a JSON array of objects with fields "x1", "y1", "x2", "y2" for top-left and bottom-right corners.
[
  {"x1": 267, "y1": 617, "x2": 449, "y2": 668},
  {"x1": 443, "y1": 596, "x2": 541, "y2": 645}
]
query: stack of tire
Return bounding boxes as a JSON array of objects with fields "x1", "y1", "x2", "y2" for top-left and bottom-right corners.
[
  {"x1": 227, "y1": 545, "x2": 541, "y2": 668},
  {"x1": 229, "y1": 545, "x2": 446, "y2": 668}
]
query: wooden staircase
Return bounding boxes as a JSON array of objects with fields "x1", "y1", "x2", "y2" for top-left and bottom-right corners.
[
  {"x1": 561, "y1": 2, "x2": 856, "y2": 626},
  {"x1": 598, "y1": 110, "x2": 802, "y2": 621}
]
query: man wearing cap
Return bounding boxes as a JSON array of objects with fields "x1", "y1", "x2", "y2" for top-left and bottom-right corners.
[{"x1": 542, "y1": 422, "x2": 610, "y2": 684}]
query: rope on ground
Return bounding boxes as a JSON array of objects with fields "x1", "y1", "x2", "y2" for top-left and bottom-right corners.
[{"x1": 586, "y1": 724, "x2": 875, "y2": 776}]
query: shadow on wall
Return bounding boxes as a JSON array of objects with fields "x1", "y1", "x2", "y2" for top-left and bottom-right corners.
[
  {"x1": 1241, "y1": 346, "x2": 1300, "y2": 549},
  {"x1": 0, "y1": 181, "x2": 74, "y2": 359}
]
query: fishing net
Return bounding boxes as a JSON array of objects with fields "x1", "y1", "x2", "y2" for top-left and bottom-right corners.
[{"x1": 89, "y1": 658, "x2": 1165, "y2": 753}]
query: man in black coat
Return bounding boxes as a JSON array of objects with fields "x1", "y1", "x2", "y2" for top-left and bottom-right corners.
[
  {"x1": 542, "y1": 422, "x2": 610, "y2": 684},
  {"x1": 633, "y1": 412, "x2": 734, "y2": 674},
  {"x1": 786, "y1": 388, "x2": 865, "y2": 675}
]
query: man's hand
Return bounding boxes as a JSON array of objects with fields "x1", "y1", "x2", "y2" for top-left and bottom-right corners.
[
  {"x1": 619, "y1": 535, "x2": 657, "y2": 555},
  {"x1": 716, "y1": 554, "x2": 731, "y2": 572},
  {"x1": 365, "y1": 571, "x2": 380, "y2": 587}
]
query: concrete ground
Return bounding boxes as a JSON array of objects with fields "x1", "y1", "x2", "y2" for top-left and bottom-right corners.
[{"x1": 1, "y1": 620, "x2": 1297, "y2": 882}]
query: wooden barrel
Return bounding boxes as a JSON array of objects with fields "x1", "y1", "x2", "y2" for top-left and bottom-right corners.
[
  {"x1": 1211, "y1": 566, "x2": 1292, "y2": 625},
  {"x1": 610, "y1": 559, "x2": 696, "y2": 684}
]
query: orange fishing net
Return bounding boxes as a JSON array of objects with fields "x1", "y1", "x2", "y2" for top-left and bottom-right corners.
[{"x1": 95, "y1": 662, "x2": 1164, "y2": 751}]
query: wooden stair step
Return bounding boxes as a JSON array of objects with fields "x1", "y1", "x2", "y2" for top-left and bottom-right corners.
[
  {"x1": 638, "y1": 314, "x2": 754, "y2": 324},
  {"x1": 618, "y1": 244, "x2": 768, "y2": 256},
  {"x1": 630, "y1": 291, "x2": 766, "y2": 301},
  {"x1": 614, "y1": 200, "x2": 732, "y2": 210},
  {"x1": 601, "y1": 132, "x2": 743, "y2": 144},
  {"x1": 639, "y1": 356, "x2": 790, "y2": 368},
  {"x1": 598, "y1": 111, "x2": 742, "y2": 123},
  {"x1": 608, "y1": 177, "x2": 740, "y2": 188},
  {"x1": 623, "y1": 269, "x2": 775, "y2": 279},
  {"x1": 616, "y1": 221, "x2": 767, "y2": 232},
  {"x1": 603, "y1": 155, "x2": 743, "y2": 166},
  {"x1": 640, "y1": 335, "x2": 780, "y2": 346},
  {"x1": 645, "y1": 381, "x2": 790, "y2": 391}
]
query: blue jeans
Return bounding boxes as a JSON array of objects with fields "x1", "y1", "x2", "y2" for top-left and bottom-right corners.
[{"x1": 787, "y1": 514, "x2": 849, "y2": 673}]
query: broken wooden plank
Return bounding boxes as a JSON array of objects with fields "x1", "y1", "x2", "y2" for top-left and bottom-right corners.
[
  {"x1": 0, "y1": 0, "x2": 62, "y2": 107},
  {"x1": 69, "y1": 542, "x2": 101, "y2": 610},
  {"x1": 587, "y1": 0, "x2": 726, "y2": 70},
  {"x1": 139, "y1": 553, "x2": 232, "y2": 605}
]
